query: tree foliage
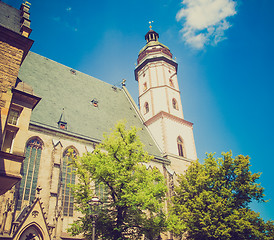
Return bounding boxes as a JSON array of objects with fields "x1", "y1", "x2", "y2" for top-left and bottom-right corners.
[
  {"x1": 168, "y1": 152, "x2": 274, "y2": 240},
  {"x1": 68, "y1": 121, "x2": 167, "y2": 240}
]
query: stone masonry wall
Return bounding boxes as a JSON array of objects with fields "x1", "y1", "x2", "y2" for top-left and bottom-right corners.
[{"x1": 0, "y1": 39, "x2": 23, "y2": 136}]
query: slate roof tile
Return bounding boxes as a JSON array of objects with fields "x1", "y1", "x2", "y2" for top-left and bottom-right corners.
[
  {"x1": 18, "y1": 52, "x2": 161, "y2": 156},
  {"x1": 0, "y1": 1, "x2": 21, "y2": 34}
]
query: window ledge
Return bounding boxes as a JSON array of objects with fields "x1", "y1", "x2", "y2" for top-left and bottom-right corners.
[{"x1": 6, "y1": 124, "x2": 19, "y2": 133}]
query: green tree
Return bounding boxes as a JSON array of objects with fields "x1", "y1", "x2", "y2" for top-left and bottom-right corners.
[
  {"x1": 68, "y1": 121, "x2": 167, "y2": 240},
  {"x1": 168, "y1": 152, "x2": 274, "y2": 240}
]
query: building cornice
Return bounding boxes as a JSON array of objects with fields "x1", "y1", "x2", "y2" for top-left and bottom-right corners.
[
  {"x1": 12, "y1": 88, "x2": 41, "y2": 109},
  {"x1": 135, "y1": 56, "x2": 178, "y2": 81},
  {"x1": 0, "y1": 25, "x2": 33, "y2": 63},
  {"x1": 29, "y1": 120, "x2": 171, "y2": 165},
  {"x1": 29, "y1": 121, "x2": 102, "y2": 144},
  {"x1": 144, "y1": 111, "x2": 193, "y2": 128},
  {"x1": 162, "y1": 152, "x2": 194, "y2": 162},
  {"x1": 139, "y1": 84, "x2": 180, "y2": 99},
  {"x1": 137, "y1": 47, "x2": 172, "y2": 63},
  {"x1": 152, "y1": 155, "x2": 171, "y2": 164},
  {"x1": 0, "y1": 150, "x2": 25, "y2": 162}
]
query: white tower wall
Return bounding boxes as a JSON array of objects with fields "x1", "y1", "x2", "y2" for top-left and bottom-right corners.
[{"x1": 135, "y1": 29, "x2": 197, "y2": 174}]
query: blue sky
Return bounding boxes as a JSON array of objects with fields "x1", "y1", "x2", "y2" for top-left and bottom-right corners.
[{"x1": 3, "y1": 0, "x2": 274, "y2": 221}]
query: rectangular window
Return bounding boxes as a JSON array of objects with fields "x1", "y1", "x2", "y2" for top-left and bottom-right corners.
[{"x1": 7, "y1": 109, "x2": 20, "y2": 125}]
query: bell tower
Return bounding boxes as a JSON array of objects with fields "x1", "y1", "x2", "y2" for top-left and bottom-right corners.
[{"x1": 135, "y1": 27, "x2": 197, "y2": 172}]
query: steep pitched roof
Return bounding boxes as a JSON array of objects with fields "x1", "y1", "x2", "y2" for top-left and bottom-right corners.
[
  {"x1": 0, "y1": 1, "x2": 21, "y2": 34},
  {"x1": 18, "y1": 52, "x2": 161, "y2": 156}
]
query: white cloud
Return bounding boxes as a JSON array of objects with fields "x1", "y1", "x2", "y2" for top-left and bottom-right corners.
[{"x1": 176, "y1": 0, "x2": 237, "y2": 49}]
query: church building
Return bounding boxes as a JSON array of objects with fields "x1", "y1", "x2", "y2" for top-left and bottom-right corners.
[{"x1": 0, "y1": 2, "x2": 196, "y2": 239}]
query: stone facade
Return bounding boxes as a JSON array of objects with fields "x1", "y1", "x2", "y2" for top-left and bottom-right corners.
[{"x1": 0, "y1": 1, "x2": 34, "y2": 196}]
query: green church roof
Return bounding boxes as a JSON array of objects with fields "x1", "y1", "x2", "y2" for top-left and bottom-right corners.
[{"x1": 18, "y1": 52, "x2": 161, "y2": 156}]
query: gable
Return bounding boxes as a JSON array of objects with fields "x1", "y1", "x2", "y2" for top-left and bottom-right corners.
[{"x1": 12, "y1": 198, "x2": 52, "y2": 240}]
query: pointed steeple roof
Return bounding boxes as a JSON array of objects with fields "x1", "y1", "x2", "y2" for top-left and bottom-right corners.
[
  {"x1": 58, "y1": 108, "x2": 66, "y2": 123},
  {"x1": 138, "y1": 28, "x2": 170, "y2": 56}
]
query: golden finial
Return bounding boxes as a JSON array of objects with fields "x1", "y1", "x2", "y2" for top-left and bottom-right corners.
[{"x1": 149, "y1": 21, "x2": 154, "y2": 30}]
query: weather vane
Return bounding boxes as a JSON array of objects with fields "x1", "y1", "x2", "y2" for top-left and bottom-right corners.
[
  {"x1": 149, "y1": 21, "x2": 154, "y2": 30},
  {"x1": 24, "y1": 1, "x2": 31, "y2": 7}
]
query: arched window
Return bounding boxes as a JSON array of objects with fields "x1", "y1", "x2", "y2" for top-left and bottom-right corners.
[
  {"x1": 177, "y1": 137, "x2": 185, "y2": 157},
  {"x1": 17, "y1": 138, "x2": 43, "y2": 210},
  {"x1": 172, "y1": 98, "x2": 178, "y2": 110},
  {"x1": 144, "y1": 102, "x2": 149, "y2": 114},
  {"x1": 169, "y1": 79, "x2": 174, "y2": 88},
  {"x1": 62, "y1": 148, "x2": 77, "y2": 217},
  {"x1": 143, "y1": 82, "x2": 147, "y2": 92},
  {"x1": 18, "y1": 224, "x2": 43, "y2": 240}
]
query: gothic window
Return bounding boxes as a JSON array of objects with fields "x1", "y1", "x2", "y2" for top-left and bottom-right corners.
[
  {"x1": 172, "y1": 98, "x2": 178, "y2": 110},
  {"x1": 177, "y1": 137, "x2": 185, "y2": 157},
  {"x1": 17, "y1": 138, "x2": 43, "y2": 210},
  {"x1": 62, "y1": 148, "x2": 77, "y2": 217},
  {"x1": 95, "y1": 181, "x2": 108, "y2": 204},
  {"x1": 144, "y1": 102, "x2": 149, "y2": 114}
]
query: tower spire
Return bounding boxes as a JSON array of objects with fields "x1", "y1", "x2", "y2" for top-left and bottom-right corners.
[{"x1": 134, "y1": 29, "x2": 197, "y2": 166}]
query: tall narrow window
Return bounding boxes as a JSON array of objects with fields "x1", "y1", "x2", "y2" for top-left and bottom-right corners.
[
  {"x1": 144, "y1": 102, "x2": 149, "y2": 114},
  {"x1": 95, "y1": 181, "x2": 108, "y2": 204},
  {"x1": 62, "y1": 148, "x2": 77, "y2": 217},
  {"x1": 177, "y1": 137, "x2": 185, "y2": 157},
  {"x1": 172, "y1": 98, "x2": 178, "y2": 110},
  {"x1": 169, "y1": 79, "x2": 174, "y2": 88},
  {"x1": 143, "y1": 82, "x2": 147, "y2": 92},
  {"x1": 17, "y1": 138, "x2": 43, "y2": 210}
]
